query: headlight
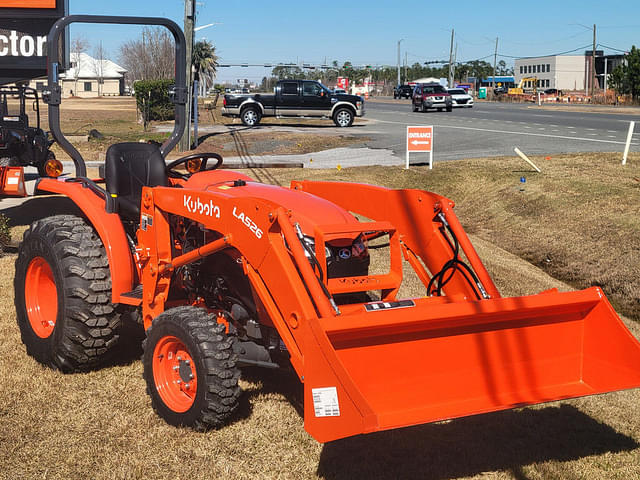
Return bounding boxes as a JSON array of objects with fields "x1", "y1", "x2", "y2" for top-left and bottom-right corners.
[{"x1": 302, "y1": 235, "x2": 332, "y2": 261}]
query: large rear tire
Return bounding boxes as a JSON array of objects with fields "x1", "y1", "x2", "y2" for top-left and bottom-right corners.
[
  {"x1": 142, "y1": 306, "x2": 241, "y2": 430},
  {"x1": 240, "y1": 106, "x2": 261, "y2": 127},
  {"x1": 14, "y1": 215, "x2": 121, "y2": 372}
]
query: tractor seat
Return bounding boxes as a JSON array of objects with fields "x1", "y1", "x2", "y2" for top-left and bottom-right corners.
[{"x1": 104, "y1": 142, "x2": 168, "y2": 222}]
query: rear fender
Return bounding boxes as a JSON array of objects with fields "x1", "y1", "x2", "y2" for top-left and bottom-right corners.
[
  {"x1": 36, "y1": 178, "x2": 135, "y2": 303},
  {"x1": 239, "y1": 99, "x2": 264, "y2": 115},
  {"x1": 0, "y1": 166, "x2": 26, "y2": 197}
]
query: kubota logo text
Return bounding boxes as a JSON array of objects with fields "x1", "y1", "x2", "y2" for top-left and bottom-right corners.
[{"x1": 184, "y1": 195, "x2": 221, "y2": 218}]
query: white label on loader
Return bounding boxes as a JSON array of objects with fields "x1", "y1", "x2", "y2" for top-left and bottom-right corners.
[
  {"x1": 7, "y1": 177, "x2": 19, "y2": 185},
  {"x1": 312, "y1": 387, "x2": 340, "y2": 417}
]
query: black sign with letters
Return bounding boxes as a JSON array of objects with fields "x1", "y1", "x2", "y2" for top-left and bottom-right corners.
[{"x1": 0, "y1": 0, "x2": 68, "y2": 85}]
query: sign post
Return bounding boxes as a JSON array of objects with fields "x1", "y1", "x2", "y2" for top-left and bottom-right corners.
[{"x1": 406, "y1": 125, "x2": 433, "y2": 169}]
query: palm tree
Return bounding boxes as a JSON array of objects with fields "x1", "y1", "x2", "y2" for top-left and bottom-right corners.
[{"x1": 192, "y1": 40, "x2": 218, "y2": 94}]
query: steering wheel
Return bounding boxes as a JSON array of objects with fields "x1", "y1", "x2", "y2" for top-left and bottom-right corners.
[{"x1": 166, "y1": 152, "x2": 223, "y2": 179}]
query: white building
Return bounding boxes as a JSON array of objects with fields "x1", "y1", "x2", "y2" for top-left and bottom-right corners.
[
  {"x1": 26, "y1": 52, "x2": 127, "y2": 98},
  {"x1": 514, "y1": 56, "x2": 586, "y2": 91}
]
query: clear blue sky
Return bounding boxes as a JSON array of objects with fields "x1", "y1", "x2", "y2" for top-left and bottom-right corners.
[{"x1": 69, "y1": 0, "x2": 640, "y2": 84}]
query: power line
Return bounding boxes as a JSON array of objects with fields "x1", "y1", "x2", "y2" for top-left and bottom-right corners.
[
  {"x1": 597, "y1": 43, "x2": 628, "y2": 53},
  {"x1": 506, "y1": 29, "x2": 590, "y2": 46},
  {"x1": 498, "y1": 44, "x2": 593, "y2": 59},
  {"x1": 456, "y1": 54, "x2": 493, "y2": 63}
]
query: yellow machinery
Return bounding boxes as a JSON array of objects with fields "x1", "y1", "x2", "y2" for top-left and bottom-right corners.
[{"x1": 508, "y1": 77, "x2": 539, "y2": 95}]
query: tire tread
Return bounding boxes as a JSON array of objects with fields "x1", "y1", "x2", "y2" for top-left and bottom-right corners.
[
  {"x1": 143, "y1": 307, "x2": 241, "y2": 430},
  {"x1": 14, "y1": 214, "x2": 121, "y2": 372}
]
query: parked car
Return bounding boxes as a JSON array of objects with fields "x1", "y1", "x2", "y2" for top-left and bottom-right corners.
[
  {"x1": 394, "y1": 84, "x2": 414, "y2": 99},
  {"x1": 448, "y1": 88, "x2": 474, "y2": 108},
  {"x1": 222, "y1": 79, "x2": 364, "y2": 127},
  {"x1": 493, "y1": 86, "x2": 507, "y2": 94},
  {"x1": 543, "y1": 88, "x2": 562, "y2": 96},
  {"x1": 412, "y1": 83, "x2": 452, "y2": 112}
]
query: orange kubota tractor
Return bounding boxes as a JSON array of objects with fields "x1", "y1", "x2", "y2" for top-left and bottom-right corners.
[{"x1": 13, "y1": 16, "x2": 640, "y2": 443}]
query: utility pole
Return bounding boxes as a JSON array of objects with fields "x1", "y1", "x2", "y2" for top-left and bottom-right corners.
[
  {"x1": 179, "y1": 0, "x2": 195, "y2": 152},
  {"x1": 453, "y1": 43, "x2": 457, "y2": 84},
  {"x1": 448, "y1": 29, "x2": 454, "y2": 88},
  {"x1": 591, "y1": 23, "x2": 596, "y2": 99},
  {"x1": 492, "y1": 37, "x2": 498, "y2": 89},
  {"x1": 404, "y1": 51, "x2": 408, "y2": 83},
  {"x1": 397, "y1": 39, "x2": 403, "y2": 86}
]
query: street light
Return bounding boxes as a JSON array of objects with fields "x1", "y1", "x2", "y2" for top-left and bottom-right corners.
[
  {"x1": 397, "y1": 39, "x2": 404, "y2": 86},
  {"x1": 195, "y1": 22, "x2": 222, "y2": 32}
]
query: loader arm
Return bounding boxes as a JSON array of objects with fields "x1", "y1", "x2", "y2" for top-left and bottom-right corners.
[{"x1": 290, "y1": 180, "x2": 500, "y2": 300}]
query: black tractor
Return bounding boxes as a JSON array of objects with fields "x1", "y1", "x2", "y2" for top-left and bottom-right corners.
[{"x1": 0, "y1": 84, "x2": 58, "y2": 177}]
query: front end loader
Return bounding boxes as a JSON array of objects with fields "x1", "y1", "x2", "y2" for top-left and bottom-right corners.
[{"x1": 12, "y1": 15, "x2": 640, "y2": 443}]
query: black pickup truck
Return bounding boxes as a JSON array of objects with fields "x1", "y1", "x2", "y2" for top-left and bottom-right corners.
[{"x1": 222, "y1": 79, "x2": 365, "y2": 127}]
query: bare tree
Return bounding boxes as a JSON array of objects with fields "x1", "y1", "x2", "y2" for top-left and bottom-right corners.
[
  {"x1": 92, "y1": 41, "x2": 107, "y2": 96},
  {"x1": 119, "y1": 27, "x2": 175, "y2": 83},
  {"x1": 70, "y1": 36, "x2": 89, "y2": 96}
]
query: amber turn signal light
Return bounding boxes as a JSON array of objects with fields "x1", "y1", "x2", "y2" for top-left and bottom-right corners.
[
  {"x1": 44, "y1": 158, "x2": 64, "y2": 178},
  {"x1": 186, "y1": 158, "x2": 202, "y2": 174}
]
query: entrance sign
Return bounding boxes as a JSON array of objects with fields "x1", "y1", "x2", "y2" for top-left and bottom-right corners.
[
  {"x1": 0, "y1": 0, "x2": 68, "y2": 85},
  {"x1": 406, "y1": 125, "x2": 433, "y2": 169}
]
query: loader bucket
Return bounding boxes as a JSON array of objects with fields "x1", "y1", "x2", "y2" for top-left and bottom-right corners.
[{"x1": 303, "y1": 287, "x2": 640, "y2": 442}]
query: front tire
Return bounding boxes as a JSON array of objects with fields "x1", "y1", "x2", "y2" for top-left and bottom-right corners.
[
  {"x1": 0, "y1": 156, "x2": 19, "y2": 167},
  {"x1": 240, "y1": 106, "x2": 261, "y2": 127},
  {"x1": 14, "y1": 215, "x2": 121, "y2": 372},
  {"x1": 143, "y1": 306, "x2": 241, "y2": 430},
  {"x1": 333, "y1": 108, "x2": 354, "y2": 127}
]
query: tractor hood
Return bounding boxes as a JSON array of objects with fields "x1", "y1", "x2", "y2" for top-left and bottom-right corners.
[{"x1": 184, "y1": 172, "x2": 360, "y2": 235}]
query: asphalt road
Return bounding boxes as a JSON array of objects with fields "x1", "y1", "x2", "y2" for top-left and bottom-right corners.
[
  {"x1": 5, "y1": 99, "x2": 639, "y2": 204},
  {"x1": 361, "y1": 100, "x2": 640, "y2": 162}
]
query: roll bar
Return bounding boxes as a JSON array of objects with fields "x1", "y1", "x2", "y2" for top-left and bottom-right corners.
[{"x1": 44, "y1": 15, "x2": 187, "y2": 177}]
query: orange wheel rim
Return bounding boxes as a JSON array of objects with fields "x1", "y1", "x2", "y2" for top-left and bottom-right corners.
[
  {"x1": 152, "y1": 336, "x2": 198, "y2": 413},
  {"x1": 25, "y1": 257, "x2": 58, "y2": 338}
]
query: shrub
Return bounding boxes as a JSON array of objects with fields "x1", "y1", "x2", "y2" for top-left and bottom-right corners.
[
  {"x1": 134, "y1": 79, "x2": 176, "y2": 129},
  {"x1": 0, "y1": 213, "x2": 10, "y2": 256}
]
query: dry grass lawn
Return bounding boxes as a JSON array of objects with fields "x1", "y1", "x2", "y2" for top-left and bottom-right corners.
[{"x1": 1, "y1": 152, "x2": 640, "y2": 479}]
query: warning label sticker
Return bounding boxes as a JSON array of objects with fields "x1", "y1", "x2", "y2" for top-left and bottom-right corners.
[
  {"x1": 312, "y1": 387, "x2": 340, "y2": 417},
  {"x1": 364, "y1": 299, "x2": 415, "y2": 312}
]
